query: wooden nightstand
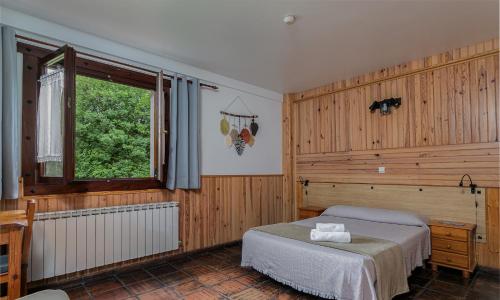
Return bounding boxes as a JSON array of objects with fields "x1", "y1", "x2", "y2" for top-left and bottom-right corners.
[
  {"x1": 429, "y1": 220, "x2": 476, "y2": 278},
  {"x1": 298, "y1": 206, "x2": 324, "y2": 220}
]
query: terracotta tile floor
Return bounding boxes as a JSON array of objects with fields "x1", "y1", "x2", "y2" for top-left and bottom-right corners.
[{"x1": 32, "y1": 243, "x2": 500, "y2": 299}]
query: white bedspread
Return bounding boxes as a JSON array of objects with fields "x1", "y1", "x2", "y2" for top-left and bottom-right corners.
[{"x1": 241, "y1": 215, "x2": 430, "y2": 300}]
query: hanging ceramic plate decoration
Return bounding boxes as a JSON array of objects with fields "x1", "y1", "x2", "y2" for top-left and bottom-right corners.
[
  {"x1": 225, "y1": 135, "x2": 233, "y2": 147},
  {"x1": 247, "y1": 135, "x2": 255, "y2": 147},
  {"x1": 234, "y1": 135, "x2": 245, "y2": 156},
  {"x1": 250, "y1": 118, "x2": 259, "y2": 136},
  {"x1": 240, "y1": 128, "x2": 251, "y2": 143},
  {"x1": 229, "y1": 128, "x2": 239, "y2": 142},
  {"x1": 220, "y1": 117, "x2": 229, "y2": 135}
]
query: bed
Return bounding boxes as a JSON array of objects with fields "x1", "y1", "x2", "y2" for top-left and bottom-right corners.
[{"x1": 241, "y1": 205, "x2": 431, "y2": 300}]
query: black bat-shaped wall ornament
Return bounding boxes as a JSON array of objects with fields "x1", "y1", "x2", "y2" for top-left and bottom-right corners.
[{"x1": 369, "y1": 97, "x2": 401, "y2": 115}]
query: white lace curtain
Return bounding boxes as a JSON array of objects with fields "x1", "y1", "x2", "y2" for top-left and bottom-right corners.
[{"x1": 37, "y1": 70, "x2": 64, "y2": 163}]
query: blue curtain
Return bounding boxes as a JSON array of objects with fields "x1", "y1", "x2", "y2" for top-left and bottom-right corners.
[
  {"x1": 167, "y1": 75, "x2": 200, "y2": 190},
  {"x1": 0, "y1": 26, "x2": 20, "y2": 199}
]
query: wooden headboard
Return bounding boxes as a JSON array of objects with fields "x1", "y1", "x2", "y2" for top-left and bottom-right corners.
[{"x1": 299, "y1": 182, "x2": 486, "y2": 242}]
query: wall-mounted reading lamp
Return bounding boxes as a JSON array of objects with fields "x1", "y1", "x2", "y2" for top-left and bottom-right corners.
[
  {"x1": 369, "y1": 97, "x2": 401, "y2": 115},
  {"x1": 459, "y1": 174, "x2": 477, "y2": 194},
  {"x1": 458, "y1": 174, "x2": 482, "y2": 242}
]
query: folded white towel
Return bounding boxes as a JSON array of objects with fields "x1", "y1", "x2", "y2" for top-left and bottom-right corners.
[
  {"x1": 310, "y1": 229, "x2": 351, "y2": 243},
  {"x1": 315, "y1": 223, "x2": 345, "y2": 232}
]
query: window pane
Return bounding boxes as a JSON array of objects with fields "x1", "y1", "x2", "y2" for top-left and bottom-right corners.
[
  {"x1": 75, "y1": 75, "x2": 153, "y2": 179},
  {"x1": 37, "y1": 63, "x2": 65, "y2": 178},
  {"x1": 41, "y1": 161, "x2": 63, "y2": 177}
]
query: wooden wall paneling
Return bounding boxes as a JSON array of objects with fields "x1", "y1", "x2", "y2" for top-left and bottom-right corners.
[
  {"x1": 408, "y1": 75, "x2": 417, "y2": 147},
  {"x1": 289, "y1": 42, "x2": 499, "y2": 187},
  {"x1": 477, "y1": 58, "x2": 489, "y2": 143},
  {"x1": 401, "y1": 77, "x2": 410, "y2": 147},
  {"x1": 296, "y1": 142, "x2": 499, "y2": 187},
  {"x1": 469, "y1": 60, "x2": 480, "y2": 144},
  {"x1": 282, "y1": 94, "x2": 294, "y2": 223},
  {"x1": 453, "y1": 64, "x2": 464, "y2": 144},
  {"x1": 19, "y1": 175, "x2": 284, "y2": 257},
  {"x1": 292, "y1": 97, "x2": 300, "y2": 220},
  {"x1": 379, "y1": 81, "x2": 388, "y2": 147},
  {"x1": 486, "y1": 55, "x2": 498, "y2": 142},
  {"x1": 245, "y1": 177, "x2": 261, "y2": 230},
  {"x1": 302, "y1": 182, "x2": 487, "y2": 239},
  {"x1": 384, "y1": 80, "x2": 392, "y2": 148},
  {"x1": 336, "y1": 92, "x2": 349, "y2": 152},
  {"x1": 291, "y1": 43, "x2": 498, "y2": 156},
  {"x1": 349, "y1": 88, "x2": 364, "y2": 151},
  {"x1": 432, "y1": 69, "x2": 442, "y2": 145},
  {"x1": 312, "y1": 97, "x2": 321, "y2": 154},
  {"x1": 426, "y1": 71, "x2": 435, "y2": 146},
  {"x1": 291, "y1": 38, "x2": 498, "y2": 103},
  {"x1": 414, "y1": 74, "x2": 424, "y2": 146},
  {"x1": 232, "y1": 177, "x2": 245, "y2": 241},
  {"x1": 495, "y1": 55, "x2": 500, "y2": 141},
  {"x1": 476, "y1": 187, "x2": 499, "y2": 269},
  {"x1": 296, "y1": 100, "x2": 305, "y2": 154},
  {"x1": 486, "y1": 188, "x2": 499, "y2": 253},
  {"x1": 477, "y1": 243, "x2": 500, "y2": 270},
  {"x1": 305, "y1": 99, "x2": 314, "y2": 154},
  {"x1": 392, "y1": 79, "x2": 400, "y2": 147},
  {"x1": 364, "y1": 85, "x2": 374, "y2": 150},
  {"x1": 373, "y1": 83, "x2": 383, "y2": 149},
  {"x1": 462, "y1": 62, "x2": 472, "y2": 144},
  {"x1": 319, "y1": 95, "x2": 334, "y2": 153}
]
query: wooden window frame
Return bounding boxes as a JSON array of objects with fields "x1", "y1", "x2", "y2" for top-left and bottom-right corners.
[{"x1": 18, "y1": 43, "x2": 170, "y2": 195}]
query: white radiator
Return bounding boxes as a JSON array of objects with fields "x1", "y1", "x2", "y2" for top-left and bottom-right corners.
[{"x1": 27, "y1": 202, "x2": 179, "y2": 282}]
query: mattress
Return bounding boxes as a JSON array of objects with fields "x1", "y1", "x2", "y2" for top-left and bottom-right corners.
[{"x1": 241, "y1": 215, "x2": 430, "y2": 300}]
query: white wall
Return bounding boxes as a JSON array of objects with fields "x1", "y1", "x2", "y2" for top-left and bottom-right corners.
[
  {"x1": 200, "y1": 88, "x2": 281, "y2": 175},
  {"x1": 1, "y1": 6, "x2": 282, "y2": 175}
]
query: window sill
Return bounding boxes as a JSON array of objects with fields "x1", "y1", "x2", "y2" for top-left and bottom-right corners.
[{"x1": 24, "y1": 178, "x2": 164, "y2": 196}]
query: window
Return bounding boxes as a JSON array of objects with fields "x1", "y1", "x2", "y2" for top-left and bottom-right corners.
[
  {"x1": 19, "y1": 43, "x2": 170, "y2": 195},
  {"x1": 74, "y1": 75, "x2": 154, "y2": 179}
]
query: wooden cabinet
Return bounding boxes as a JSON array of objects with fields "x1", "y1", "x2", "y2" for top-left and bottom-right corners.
[
  {"x1": 430, "y1": 220, "x2": 476, "y2": 278},
  {"x1": 298, "y1": 206, "x2": 324, "y2": 220}
]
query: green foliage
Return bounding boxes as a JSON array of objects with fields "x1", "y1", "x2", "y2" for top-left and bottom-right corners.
[{"x1": 75, "y1": 75, "x2": 152, "y2": 179}]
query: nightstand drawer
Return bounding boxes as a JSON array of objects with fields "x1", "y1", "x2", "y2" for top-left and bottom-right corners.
[
  {"x1": 431, "y1": 226, "x2": 468, "y2": 241},
  {"x1": 432, "y1": 237, "x2": 468, "y2": 255},
  {"x1": 432, "y1": 250, "x2": 468, "y2": 268}
]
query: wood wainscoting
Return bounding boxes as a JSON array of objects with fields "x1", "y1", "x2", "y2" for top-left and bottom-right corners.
[
  {"x1": 283, "y1": 38, "x2": 499, "y2": 268},
  {"x1": 298, "y1": 183, "x2": 487, "y2": 239},
  {"x1": 5, "y1": 174, "x2": 287, "y2": 284}
]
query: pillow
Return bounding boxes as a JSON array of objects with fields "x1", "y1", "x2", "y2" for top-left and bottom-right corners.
[{"x1": 321, "y1": 205, "x2": 428, "y2": 227}]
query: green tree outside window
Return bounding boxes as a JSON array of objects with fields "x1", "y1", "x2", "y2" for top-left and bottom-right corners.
[{"x1": 75, "y1": 75, "x2": 152, "y2": 179}]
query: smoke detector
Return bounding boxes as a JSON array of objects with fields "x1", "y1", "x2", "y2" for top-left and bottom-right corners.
[{"x1": 283, "y1": 15, "x2": 296, "y2": 25}]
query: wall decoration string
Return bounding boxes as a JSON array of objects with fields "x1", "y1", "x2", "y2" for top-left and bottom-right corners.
[{"x1": 219, "y1": 96, "x2": 259, "y2": 156}]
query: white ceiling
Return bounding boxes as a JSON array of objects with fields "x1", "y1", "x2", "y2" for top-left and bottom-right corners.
[{"x1": 2, "y1": 0, "x2": 498, "y2": 93}]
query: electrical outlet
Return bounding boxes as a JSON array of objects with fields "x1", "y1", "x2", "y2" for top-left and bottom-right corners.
[{"x1": 378, "y1": 166, "x2": 385, "y2": 174}]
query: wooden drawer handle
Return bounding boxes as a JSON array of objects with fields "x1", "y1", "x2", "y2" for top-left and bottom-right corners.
[
  {"x1": 445, "y1": 232, "x2": 452, "y2": 236},
  {"x1": 447, "y1": 245, "x2": 451, "y2": 249},
  {"x1": 446, "y1": 258, "x2": 452, "y2": 262}
]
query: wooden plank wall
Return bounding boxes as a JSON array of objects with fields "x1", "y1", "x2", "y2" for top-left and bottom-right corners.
[
  {"x1": 297, "y1": 143, "x2": 499, "y2": 187},
  {"x1": 287, "y1": 39, "x2": 499, "y2": 188},
  {"x1": 283, "y1": 38, "x2": 499, "y2": 268},
  {"x1": 301, "y1": 183, "x2": 487, "y2": 241},
  {"x1": 5, "y1": 175, "x2": 286, "y2": 283},
  {"x1": 16, "y1": 175, "x2": 286, "y2": 252}
]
